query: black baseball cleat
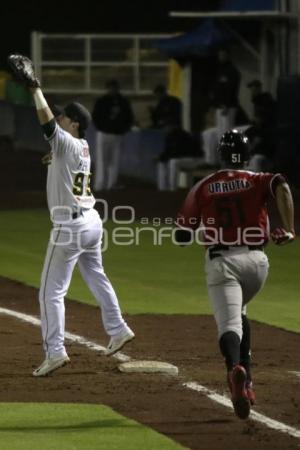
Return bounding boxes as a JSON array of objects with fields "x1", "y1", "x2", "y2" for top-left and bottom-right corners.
[{"x1": 230, "y1": 365, "x2": 251, "y2": 419}]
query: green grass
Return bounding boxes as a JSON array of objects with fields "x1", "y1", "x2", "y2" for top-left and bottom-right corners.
[
  {"x1": 0, "y1": 209, "x2": 299, "y2": 332},
  {"x1": 0, "y1": 403, "x2": 185, "y2": 450}
]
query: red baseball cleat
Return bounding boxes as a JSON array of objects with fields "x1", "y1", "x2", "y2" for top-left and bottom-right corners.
[
  {"x1": 230, "y1": 365, "x2": 251, "y2": 419},
  {"x1": 246, "y1": 380, "x2": 256, "y2": 405}
]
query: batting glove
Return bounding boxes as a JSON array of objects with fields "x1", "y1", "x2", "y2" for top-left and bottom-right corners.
[{"x1": 271, "y1": 227, "x2": 295, "y2": 245}]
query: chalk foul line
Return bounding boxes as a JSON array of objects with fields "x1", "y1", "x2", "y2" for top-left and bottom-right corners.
[{"x1": 1, "y1": 306, "x2": 300, "y2": 440}]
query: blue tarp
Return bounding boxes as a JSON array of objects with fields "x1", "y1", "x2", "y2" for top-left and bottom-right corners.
[
  {"x1": 154, "y1": 19, "x2": 232, "y2": 59},
  {"x1": 155, "y1": 2, "x2": 277, "y2": 59},
  {"x1": 220, "y1": 0, "x2": 276, "y2": 12}
]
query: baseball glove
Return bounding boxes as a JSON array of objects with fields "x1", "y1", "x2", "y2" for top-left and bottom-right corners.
[
  {"x1": 271, "y1": 227, "x2": 295, "y2": 245},
  {"x1": 7, "y1": 54, "x2": 40, "y2": 88}
]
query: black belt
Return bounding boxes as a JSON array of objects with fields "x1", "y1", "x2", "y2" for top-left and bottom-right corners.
[{"x1": 208, "y1": 244, "x2": 264, "y2": 260}]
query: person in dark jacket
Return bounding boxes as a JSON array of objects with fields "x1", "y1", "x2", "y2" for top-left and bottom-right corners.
[
  {"x1": 157, "y1": 124, "x2": 203, "y2": 191},
  {"x1": 92, "y1": 79, "x2": 134, "y2": 190},
  {"x1": 150, "y1": 84, "x2": 182, "y2": 129},
  {"x1": 247, "y1": 79, "x2": 276, "y2": 125},
  {"x1": 211, "y1": 48, "x2": 241, "y2": 139},
  {"x1": 245, "y1": 79, "x2": 277, "y2": 172}
]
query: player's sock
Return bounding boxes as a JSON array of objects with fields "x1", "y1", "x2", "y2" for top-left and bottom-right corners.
[
  {"x1": 240, "y1": 314, "x2": 252, "y2": 382},
  {"x1": 219, "y1": 331, "x2": 241, "y2": 370}
]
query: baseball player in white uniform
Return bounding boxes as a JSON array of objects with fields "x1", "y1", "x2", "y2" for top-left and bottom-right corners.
[{"x1": 8, "y1": 55, "x2": 135, "y2": 376}]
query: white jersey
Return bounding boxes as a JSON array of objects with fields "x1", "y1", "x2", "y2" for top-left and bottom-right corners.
[{"x1": 46, "y1": 123, "x2": 95, "y2": 223}]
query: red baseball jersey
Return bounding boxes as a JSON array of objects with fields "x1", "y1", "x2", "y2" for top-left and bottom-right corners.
[{"x1": 177, "y1": 169, "x2": 284, "y2": 246}]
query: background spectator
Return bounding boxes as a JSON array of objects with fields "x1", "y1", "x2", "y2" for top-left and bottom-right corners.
[
  {"x1": 92, "y1": 79, "x2": 134, "y2": 190},
  {"x1": 157, "y1": 124, "x2": 203, "y2": 191},
  {"x1": 246, "y1": 79, "x2": 277, "y2": 171},
  {"x1": 247, "y1": 79, "x2": 276, "y2": 125},
  {"x1": 150, "y1": 84, "x2": 182, "y2": 129},
  {"x1": 211, "y1": 47, "x2": 241, "y2": 139}
]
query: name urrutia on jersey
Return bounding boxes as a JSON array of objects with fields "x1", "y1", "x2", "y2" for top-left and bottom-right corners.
[{"x1": 208, "y1": 179, "x2": 251, "y2": 194}]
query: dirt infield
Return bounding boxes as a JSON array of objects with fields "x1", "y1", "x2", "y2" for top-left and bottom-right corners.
[{"x1": 0, "y1": 277, "x2": 299, "y2": 450}]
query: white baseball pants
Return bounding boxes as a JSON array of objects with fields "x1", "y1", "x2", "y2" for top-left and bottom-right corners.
[
  {"x1": 39, "y1": 208, "x2": 130, "y2": 359},
  {"x1": 202, "y1": 128, "x2": 219, "y2": 165},
  {"x1": 157, "y1": 158, "x2": 203, "y2": 191},
  {"x1": 215, "y1": 107, "x2": 237, "y2": 141},
  {"x1": 93, "y1": 131, "x2": 122, "y2": 190},
  {"x1": 247, "y1": 154, "x2": 267, "y2": 172},
  {"x1": 205, "y1": 247, "x2": 269, "y2": 340}
]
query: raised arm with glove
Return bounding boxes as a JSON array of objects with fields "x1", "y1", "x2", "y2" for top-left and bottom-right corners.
[{"x1": 8, "y1": 53, "x2": 54, "y2": 126}]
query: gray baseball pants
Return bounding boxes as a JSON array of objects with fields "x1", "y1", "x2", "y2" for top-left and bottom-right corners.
[{"x1": 205, "y1": 247, "x2": 269, "y2": 339}]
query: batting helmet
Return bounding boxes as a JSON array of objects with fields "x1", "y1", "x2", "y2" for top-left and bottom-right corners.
[{"x1": 218, "y1": 129, "x2": 250, "y2": 166}]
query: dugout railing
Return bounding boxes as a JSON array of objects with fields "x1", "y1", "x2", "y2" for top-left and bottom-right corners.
[{"x1": 31, "y1": 32, "x2": 171, "y2": 95}]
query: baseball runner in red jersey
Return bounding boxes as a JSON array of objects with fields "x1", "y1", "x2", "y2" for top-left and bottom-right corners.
[
  {"x1": 176, "y1": 130, "x2": 295, "y2": 419},
  {"x1": 7, "y1": 54, "x2": 134, "y2": 376}
]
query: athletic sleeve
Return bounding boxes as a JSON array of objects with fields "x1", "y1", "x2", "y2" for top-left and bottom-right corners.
[
  {"x1": 42, "y1": 119, "x2": 56, "y2": 139},
  {"x1": 176, "y1": 185, "x2": 202, "y2": 231},
  {"x1": 45, "y1": 122, "x2": 80, "y2": 156},
  {"x1": 256, "y1": 173, "x2": 286, "y2": 199}
]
